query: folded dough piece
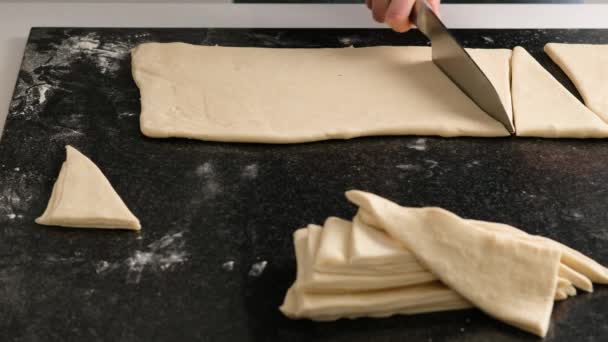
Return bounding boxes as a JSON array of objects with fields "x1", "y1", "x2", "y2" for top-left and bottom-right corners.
[
  {"x1": 280, "y1": 282, "x2": 473, "y2": 321},
  {"x1": 350, "y1": 215, "x2": 420, "y2": 267},
  {"x1": 314, "y1": 217, "x2": 424, "y2": 276},
  {"x1": 36, "y1": 146, "x2": 141, "y2": 230},
  {"x1": 511, "y1": 46, "x2": 608, "y2": 138},
  {"x1": 132, "y1": 43, "x2": 512, "y2": 143},
  {"x1": 303, "y1": 226, "x2": 436, "y2": 292},
  {"x1": 545, "y1": 43, "x2": 608, "y2": 123},
  {"x1": 471, "y1": 218, "x2": 607, "y2": 286},
  {"x1": 280, "y1": 228, "x2": 472, "y2": 320},
  {"x1": 346, "y1": 190, "x2": 561, "y2": 337}
]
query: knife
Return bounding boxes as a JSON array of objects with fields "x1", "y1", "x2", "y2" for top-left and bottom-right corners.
[{"x1": 412, "y1": 1, "x2": 515, "y2": 134}]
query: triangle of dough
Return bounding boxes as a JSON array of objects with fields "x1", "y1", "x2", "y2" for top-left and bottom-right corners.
[
  {"x1": 512, "y1": 46, "x2": 608, "y2": 138},
  {"x1": 36, "y1": 146, "x2": 141, "y2": 230},
  {"x1": 545, "y1": 43, "x2": 608, "y2": 124},
  {"x1": 346, "y1": 190, "x2": 561, "y2": 337},
  {"x1": 467, "y1": 48, "x2": 514, "y2": 125}
]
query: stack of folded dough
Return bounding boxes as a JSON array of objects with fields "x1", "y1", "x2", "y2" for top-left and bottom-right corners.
[{"x1": 280, "y1": 191, "x2": 608, "y2": 337}]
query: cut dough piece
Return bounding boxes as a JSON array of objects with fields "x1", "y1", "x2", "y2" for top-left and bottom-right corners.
[
  {"x1": 545, "y1": 43, "x2": 608, "y2": 123},
  {"x1": 511, "y1": 46, "x2": 608, "y2": 138},
  {"x1": 472, "y1": 217, "x2": 607, "y2": 285},
  {"x1": 36, "y1": 146, "x2": 141, "y2": 230},
  {"x1": 347, "y1": 190, "x2": 561, "y2": 337},
  {"x1": 558, "y1": 264, "x2": 593, "y2": 293},
  {"x1": 467, "y1": 48, "x2": 514, "y2": 125},
  {"x1": 314, "y1": 218, "x2": 422, "y2": 276},
  {"x1": 301, "y1": 226, "x2": 436, "y2": 292},
  {"x1": 280, "y1": 282, "x2": 473, "y2": 321},
  {"x1": 132, "y1": 43, "x2": 512, "y2": 143},
  {"x1": 350, "y1": 215, "x2": 420, "y2": 267},
  {"x1": 554, "y1": 289, "x2": 567, "y2": 301}
]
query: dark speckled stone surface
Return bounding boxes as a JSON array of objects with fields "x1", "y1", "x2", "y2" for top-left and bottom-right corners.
[{"x1": 0, "y1": 28, "x2": 607, "y2": 341}]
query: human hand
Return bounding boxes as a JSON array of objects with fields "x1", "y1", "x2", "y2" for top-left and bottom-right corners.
[{"x1": 366, "y1": 0, "x2": 441, "y2": 33}]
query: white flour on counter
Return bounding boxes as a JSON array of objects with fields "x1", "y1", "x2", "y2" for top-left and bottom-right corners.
[
  {"x1": 125, "y1": 231, "x2": 189, "y2": 284},
  {"x1": 10, "y1": 32, "x2": 131, "y2": 119},
  {"x1": 93, "y1": 231, "x2": 189, "y2": 284},
  {"x1": 248, "y1": 260, "x2": 268, "y2": 277}
]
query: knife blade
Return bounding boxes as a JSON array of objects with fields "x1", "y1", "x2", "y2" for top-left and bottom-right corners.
[{"x1": 412, "y1": 1, "x2": 515, "y2": 134}]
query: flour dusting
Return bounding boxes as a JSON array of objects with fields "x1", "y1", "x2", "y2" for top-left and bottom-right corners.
[
  {"x1": 13, "y1": 168, "x2": 20, "y2": 172},
  {"x1": 118, "y1": 111, "x2": 136, "y2": 119},
  {"x1": 407, "y1": 138, "x2": 428, "y2": 151},
  {"x1": 396, "y1": 164, "x2": 421, "y2": 171},
  {"x1": 95, "y1": 260, "x2": 119, "y2": 274},
  {"x1": 339, "y1": 37, "x2": 352, "y2": 45},
  {"x1": 125, "y1": 231, "x2": 189, "y2": 284},
  {"x1": 50, "y1": 129, "x2": 85, "y2": 142},
  {"x1": 424, "y1": 160, "x2": 438, "y2": 169},
  {"x1": 482, "y1": 36, "x2": 495, "y2": 43},
  {"x1": 222, "y1": 260, "x2": 235, "y2": 272},
  {"x1": 10, "y1": 31, "x2": 130, "y2": 119},
  {"x1": 242, "y1": 164, "x2": 259, "y2": 179},
  {"x1": 195, "y1": 162, "x2": 214, "y2": 177},
  {"x1": 249, "y1": 260, "x2": 268, "y2": 277}
]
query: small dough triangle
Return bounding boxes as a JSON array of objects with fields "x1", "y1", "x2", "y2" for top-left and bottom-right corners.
[
  {"x1": 36, "y1": 146, "x2": 141, "y2": 230},
  {"x1": 545, "y1": 43, "x2": 608, "y2": 124},
  {"x1": 512, "y1": 46, "x2": 608, "y2": 138}
]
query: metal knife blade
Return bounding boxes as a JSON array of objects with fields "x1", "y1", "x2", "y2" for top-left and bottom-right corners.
[{"x1": 412, "y1": 1, "x2": 515, "y2": 134}]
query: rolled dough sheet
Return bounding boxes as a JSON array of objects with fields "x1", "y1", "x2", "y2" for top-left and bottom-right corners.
[
  {"x1": 511, "y1": 46, "x2": 608, "y2": 138},
  {"x1": 36, "y1": 146, "x2": 141, "y2": 230},
  {"x1": 132, "y1": 43, "x2": 512, "y2": 143},
  {"x1": 545, "y1": 43, "x2": 608, "y2": 124}
]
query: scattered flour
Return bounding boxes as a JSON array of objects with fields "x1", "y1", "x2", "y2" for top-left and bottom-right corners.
[
  {"x1": 7, "y1": 213, "x2": 16, "y2": 220},
  {"x1": 482, "y1": 36, "x2": 495, "y2": 43},
  {"x1": 118, "y1": 111, "x2": 136, "y2": 119},
  {"x1": 339, "y1": 37, "x2": 352, "y2": 45},
  {"x1": 242, "y1": 164, "x2": 259, "y2": 179},
  {"x1": 195, "y1": 162, "x2": 214, "y2": 177},
  {"x1": 92, "y1": 231, "x2": 188, "y2": 283},
  {"x1": 249, "y1": 260, "x2": 268, "y2": 277},
  {"x1": 49, "y1": 129, "x2": 85, "y2": 142},
  {"x1": 10, "y1": 32, "x2": 130, "y2": 119},
  {"x1": 466, "y1": 160, "x2": 481, "y2": 168},
  {"x1": 396, "y1": 164, "x2": 421, "y2": 171},
  {"x1": 95, "y1": 260, "x2": 117, "y2": 274},
  {"x1": 38, "y1": 84, "x2": 51, "y2": 105},
  {"x1": 407, "y1": 138, "x2": 428, "y2": 151},
  {"x1": 125, "y1": 231, "x2": 189, "y2": 284},
  {"x1": 13, "y1": 167, "x2": 20, "y2": 172},
  {"x1": 424, "y1": 160, "x2": 438, "y2": 169},
  {"x1": 222, "y1": 260, "x2": 235, "y2": 272}
]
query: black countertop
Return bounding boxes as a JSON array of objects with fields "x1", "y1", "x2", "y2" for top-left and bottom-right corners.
[{"x1": 0, "y1": 28, "x2": 607, "y2": 341}]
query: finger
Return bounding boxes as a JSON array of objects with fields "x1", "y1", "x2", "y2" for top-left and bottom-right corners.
[
  {"x1": 366, "y1": 0, "x2": 372, "y2": 10},
  {"x1": 385, "y1": 0, "x2": 416, "y2": 33},
  {"x1": 371, "y1": 0, "x2": 390, "y2": 23}
]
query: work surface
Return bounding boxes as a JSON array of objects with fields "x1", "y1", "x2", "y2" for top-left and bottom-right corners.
[{"x1": 0, "y1": 28, "x2": 607, "y2": 341}]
